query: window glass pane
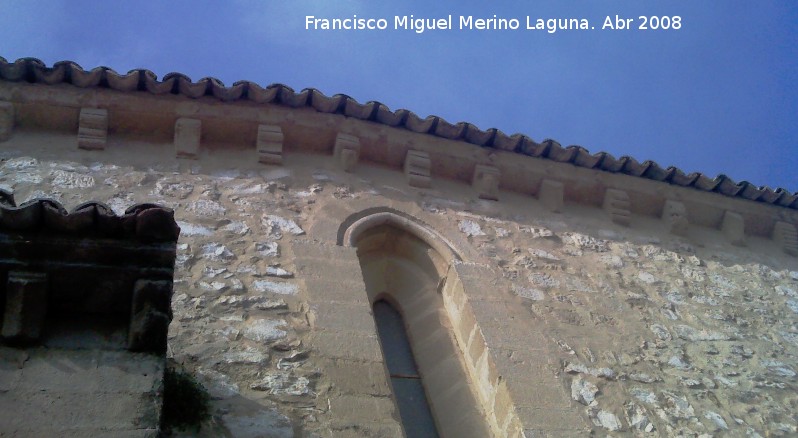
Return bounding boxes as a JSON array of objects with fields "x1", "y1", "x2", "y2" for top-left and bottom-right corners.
[{"x1": 373, "y1": 300, "x2": 439, "y2": 437}]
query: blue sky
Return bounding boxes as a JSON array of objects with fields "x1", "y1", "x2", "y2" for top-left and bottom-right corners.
[{"x1": 1, "y1": 0, "x2": 796, "y2": 191}]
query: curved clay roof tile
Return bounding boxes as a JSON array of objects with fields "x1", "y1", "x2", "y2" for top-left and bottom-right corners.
[{"x1": 1, "y1": 58, "x2": 795, "y2": 209}]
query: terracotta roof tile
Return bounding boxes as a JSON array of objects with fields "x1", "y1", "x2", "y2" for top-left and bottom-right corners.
[
  {"x1": 0, "y1": 190, "x2": 180, "y2": 242},
  {"x1": 1, "y1": 57, "x2": 794, "y2": 210}
]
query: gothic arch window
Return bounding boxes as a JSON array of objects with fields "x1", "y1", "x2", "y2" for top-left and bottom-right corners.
[{"x1": 344, "y1": 210, "x2": 493, "y2": 437}]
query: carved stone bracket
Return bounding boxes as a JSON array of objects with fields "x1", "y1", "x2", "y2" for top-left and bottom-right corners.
[
  {"x1": 174, "y1": 117, "x2": 201, "y2": 158},
  {"x1": 334, "y1": 133, "x2": 361, "y2": 172},
  {"x1": 721, "y1": 211, "x2": 746, "y2": 246},
  {"x1": 773, "y1": 221, "x2": 798, "y2": 256},
  {"x1": 257, "y1": 124, "x2": 284, "y2": 165},
  {"x1": 128, "y1": 279, "x2": 173, "y2": 354},
  {"x1": 1, "y1": 271, "x2": 48, "y2": 344},
  {"x1": 0, "y1": 100, "x2": 13, "y2": 142},
  {"x1": 662, "y1": 200, "x2": 689, "y2": 236},
  {"x1": 473, "y1": 164, "x2": 500, "y2": 201},
  {"x1": 404, "y1": 150, "x2": 432, "y2": 188},
  {"x1": 78, "y1": 108, "x2": 108, "y2": 150},
  {"x1": 538, "y1": 179, "x2": 564, "y2": 212},
  {"x1": 603, "y1": 189, "x2": 631, "y2": 226}
]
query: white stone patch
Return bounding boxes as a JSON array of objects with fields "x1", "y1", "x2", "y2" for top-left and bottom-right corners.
[
  {"x1": 222, "y1": 221, "x2": 250, "y2": 235},
  {"x1": 255, "y1": 242, "x2": 280, "y2": 257},
  {"x1": 51, "y1": 170, "x2": 95, "y2": 188},
  {"x1": 529, "y1": 272, "x2": 560, "y2": 289},
  {"x1": 649, "y1": 324, "x2": 671, "y2": 341},
  {"x1": 600, "y1": 254, "x2": 624, "y2": 268},
  {"x1": 262, "y1": 215, "x2": 305, "y2": 237},
  {"x1": 253, "y1": 280, "x2": 298, "y2": 295},
  {"x1": 154, "y1": 179, "x2": 194, "y2": 199},
  {"x1": 571, "y1": 376, "x2": 598, "y2": 405},
  {"x1": 8, "y1": 171, "x2": 42, "y2": 184},
  {"x1": 790, "y1": 271, "x2": 798, "y2": 281},
  {"x1": 567, "y1": 233, "x2": 609, "y2": 252},
  {"x1": 458, "y1": 220, "x2": 485, "y2": 237},
  {"x1": 177, "y1": 221, "x2": 214, "y2": 236},
  {"x1": 512, "y1": 285, "x2": 545, "y2": 301},
  {"x1": 629, "y1": 388, "x2": 658, "y2": 405},
  {"x1": 251, "y1": 372, "x2": 312, "y2": 396},
  {"x1": 265, "y1": 266, "x2": 293, "y2": 278},
  {"x1": 776, "y1": 285, "x2": 797, "y2": 298},
  {"x1": 494, "y1": 227, "x2": 510, "y2": 237},
  {"x1": 673, "y1": 325, "x2": 730, "y2": 341},
  {"x1": 2, "y1": 157, "x2": 38, "y2": 170},
  {"x1": 221, "y1": 411, "x2": 292, "y2": 438},
  {"x1": 201, "y1": 243, "x2": 236, "y2": 261},
  {"x1": 661, "y1": 391, "x2": 694, "y2": 419},
  {"x1": 760, "y1": 360, "x2": 796, "y2": 377},
  {"x1": 187, "y1": 199, "x2": 226, "y2": 216},
  {"x1": 637, "y1": 271, "x2": 658, "y2": 284},
  {"x1": 704, "y1": 411, "x2": 728, "y2": 430},
  {"x1": 222, "y1": 348, "x2": 269, "y2": 364},
  {"x1": 196, "y1": 368, "x2": 240, "y2": 398},
  {"x1": 243, "y1": 319, "x2": 287, "y2": 342},
  {"x1": 529, "y1": 248, "x2": 561, "y2": 262},
  {"x1": 595, "y1": 410, "x2": 622, "y2": 431}
]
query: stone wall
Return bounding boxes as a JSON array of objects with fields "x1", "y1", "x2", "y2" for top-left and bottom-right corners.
[{"x1": 1, "y1": 128, "x2": 796, "y2": 436}]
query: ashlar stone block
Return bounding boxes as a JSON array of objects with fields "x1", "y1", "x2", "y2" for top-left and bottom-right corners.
[
  {"x1": 603, "y1": 188, "x2": 631, "y2": 226},
  {"x1": 404, "y1": 150, "x2": 432, "y2": 188},
  {"x1": 538, "y1": 179, "x2": 564, "y2": 212},
  {"x1": 334, "y1": 133, "x2": 361, "y2": 172},
  {"x1": 1, "y1": 271, "x2": 48, "y2": 344},
  {"x1": 174, "y1": 118, "x2": 201, "y2": 158},
  {"x1": 473, "y1": 164, "x2": 500, "y2": 201},
  {"x1": 721, "y1": 211, "x2": 746, "y2": 246},
  {"x1": 128, "y1": 279, "x2": 173, "y2": 353},
  {"x1": 0, "y1": 101, "x2": 14, "y2": 142},
  {"x1": 77, "y1": 108, "x2": 108, "y2": 150},
  {"x1": 662, "y1": 200, "x2": 689, "y2": 236},
  {"x1": 773, "y1": 221, "x2": 798, "y2": 256},
  {"x1": 257, "y1": 124, "x2": 284, "y2": 165}
]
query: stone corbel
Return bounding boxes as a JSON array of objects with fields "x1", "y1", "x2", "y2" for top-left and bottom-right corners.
[
  {"x1": 0, "y1": 101, "x2": 13, "y2": 142},
  {"x1": 404, "y1": 150, "x2": 432, "y2": 188},
  {"x1": 538, "y1": 179, "x2": 564, "y2": 212},
  {"x1": 128, "y1": 279, "x2": 173, "y2": 353},
  {"x1": 334, "y1": 133, "x2": 361, "y2": 172},
  {"x1": 721, "y1": 211, "x2": 746, "y2": 246},
  {"x1": 472, "y1": 164, "x2": 500, "y2": 201},
  {"x1": 2, "y1": 271, "x2": 48, "y2": 344},
  {"x1": 174, "y1": 118, "x2": 201, "y2": 158},
  {"x1": 78, "y1": 108, "x2": 108, "y2": 150},
  {"x1": 662, "y1": 200, "x2": 689, "y2": 236},
  {"x1": 773, "y1": 221, "x2": 798, "y2": 256},
  {"x1": 603, "y1": 188, "x2": 631, "y2": 226},
  {"x1": 257, "y1": 124, "x2": 284, "y2": 165}
]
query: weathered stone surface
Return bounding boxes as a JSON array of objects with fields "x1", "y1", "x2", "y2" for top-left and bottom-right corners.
[
  {"x1": 662, "y1": 199, "x2": 689, "y2": 236},
  {"x1": 77, "y1": 108, "x2": 108, "y2": 150},
  {"x1": 1, "y1": 271, "x2": 48, "y2": 343},
  {"x1": 404, "y1": 149, "x2": 432, "y2": 188},
  {"x1": 472, "y1": 164, "x2": 500, "y2": 200},
  {"x1": 721, "y1": 210, "x2": 746, "y2": 246},
  {"x1": 174, "y1": 118, "x2": 201, "y2": 158},
  {"x1": 773, "y1": 221, "x2": 798, "y2": 256},
  {"x1": 603, "y1": 188, "x2": 631, "y2": 226},
  {"x1": 0, "y1": 100, "x2": 14, "y2": 141},
  {"x1": 257, "y1": 124, "x2": 284, "y2": 165},
  {"x1": 128, "y1": 279, "x2": 172, "y2": 353},
  {"x1": 538, "y1": 179, "x2": 564, "y2": 212},
  {"x1": 333, "y1": 133, "x2": 360, "y2": 172}
]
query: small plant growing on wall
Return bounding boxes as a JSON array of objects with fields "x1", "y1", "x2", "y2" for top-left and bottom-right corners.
[{"x1": 161, "y1": 363, "x2": 211, "y2": 434}]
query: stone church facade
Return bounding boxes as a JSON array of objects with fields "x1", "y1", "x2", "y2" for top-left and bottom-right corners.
[{"x1": 1, "y1": 58, "x2": 797, "y2": 437}]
